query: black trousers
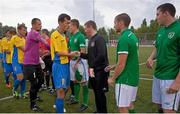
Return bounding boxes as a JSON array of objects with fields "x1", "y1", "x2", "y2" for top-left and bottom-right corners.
[
  {"x1": 23, "y1": 64, "x2": 44, "y2": 106},
  {"x1": 89, "y1": 69, "x2": 109, "y2": 113},
  {"x1": 43, "y1": 55, "x2": 53, "y2": 87}
]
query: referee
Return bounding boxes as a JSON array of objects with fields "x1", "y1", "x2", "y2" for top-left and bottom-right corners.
[{"x1": 80, "y1": 20, "x2": 109, "y2": 113}]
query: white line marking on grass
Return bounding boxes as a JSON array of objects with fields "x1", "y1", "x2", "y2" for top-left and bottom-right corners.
[
  {"x1": 140, "y1": 77, "x2": 153, "y2": 81},
  {"x1": 139, "y1": 62, "x2": 146, "y2": 65},
  {"x1": 140, "y1": 74, "x2": 153, "y2": 77},
  {"x1": 0, "y1": 92, "x2": 29, "y2": 101},
  {"x1": 0, "y1": 96, "x2": 13, "y2": 101}
]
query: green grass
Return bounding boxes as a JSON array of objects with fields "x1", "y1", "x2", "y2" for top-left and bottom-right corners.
[{"x1": 0, "y1": 46, "x2": 160, "y2": 113}]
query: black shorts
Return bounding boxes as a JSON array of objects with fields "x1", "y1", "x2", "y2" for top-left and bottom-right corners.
[{"x1": 23, "y1": 64, "x2": 43, "y2": 81}]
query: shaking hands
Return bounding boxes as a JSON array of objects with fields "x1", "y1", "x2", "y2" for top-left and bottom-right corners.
[{"x1": 69, "y1": 51, "x2": 80, "y2": 57}]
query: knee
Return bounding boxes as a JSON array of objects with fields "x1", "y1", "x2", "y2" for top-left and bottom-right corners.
[
  {"x1": 119, "y1": 107, "x2": 129, "y2": 113},
  {"x1": 56, "y1": 89, "x2": 65, "y2": 99},
  {"x1": 17, "y1": 74, "x2": 24, "y2": 81}
]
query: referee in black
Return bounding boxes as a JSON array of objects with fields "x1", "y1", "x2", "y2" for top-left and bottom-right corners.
[{"x1": 80, "y1": 20, "x2": 109, "y2": 113}]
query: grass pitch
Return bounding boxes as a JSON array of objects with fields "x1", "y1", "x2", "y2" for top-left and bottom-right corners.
[{"x1": 0, "y1": 46, "x2": 161, "y2": 113}]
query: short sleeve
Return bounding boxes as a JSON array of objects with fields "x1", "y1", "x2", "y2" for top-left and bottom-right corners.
[
  {"x1": 78, "y1": 34, "x2": 86, "y2": 48},
  {"x1": 117, "y1": 37, "x2": 129, "y2": 55}
]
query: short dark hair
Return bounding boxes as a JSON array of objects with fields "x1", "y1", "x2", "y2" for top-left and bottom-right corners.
[
  {"x1": 84, "y1": 20, "x2": 97, "y2": 30},
  {"x1": 41, "y1": 29, "x2": 49, "y2": 36},
  {"x1": 71, "y1": 19, "x2": 79, "y2": 28},
  {"x1": 157, "y1": 3, "x2": 176, "y2": 17},
  {"x1": 115, "y1": 13, "x2": 131, "y2": 27},
  {"x1": 58, "y1": 13, "x2": 71, "y2": 22},
  {"x1": 31, "y1": 18, "x2": 41, "y2": 25},
  {"x1": 9, "y1": 28, "x2": 17, "y2": 35},
  {"x1": 17, "y1": 23, "x2": 27, "y2": 30}
]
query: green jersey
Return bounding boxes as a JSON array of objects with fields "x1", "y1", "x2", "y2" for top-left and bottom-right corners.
[
  {"x1": 155, "y1": 20, "x2": 180, "y2": 80},
  {"x1": 115, "y1": 29, "x2": 139, "y2": 86},
  {"x1": 69, "y1": 31, "x2": 86, "y2": 51}
]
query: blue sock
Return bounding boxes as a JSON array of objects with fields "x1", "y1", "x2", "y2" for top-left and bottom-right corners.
[
  {"x1": 13, "y1": 79, "x2": 20, "y2": 91},
  {"x1": 55, "y1": 98, "x2": 64, "y2": 113},
  {"x1": 4, "y1": 73, "x2": 9, "y2": 84},
  {"x1": 12, "y1": 73, "x2": 17, "y2": 80},
  {"x1": 20, "y1": 79, "x2": 26, "y2": 95}
]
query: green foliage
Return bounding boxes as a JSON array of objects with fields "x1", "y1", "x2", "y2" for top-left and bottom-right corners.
[
  {"x1": 135, "y1": 19, "x2": 160, "y2": 40},
  {"x1": 79, "y1": 25, "x2": 86, "y2": 36},
  {"x1": 0, "y1": 23, "x2": 16, "y2": 38},
  {"x1": 108, "y1": 28, "x2": 119, "y2": 40},
  {"x1": 98, "y1": 27, "x2": 108, "y2": 42}
]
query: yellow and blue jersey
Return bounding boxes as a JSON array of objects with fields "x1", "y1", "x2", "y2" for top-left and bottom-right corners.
[
  {"x1": 0, "y1": 39, "x2": 2, "y2": 53},
  {"x1": 11, "y1": 35, "x2": 25, "y2": 64},
  {"x1": 0, "y1": 39, "x2": 3, "y2": 59},
  {"x1": 50, "y1": 30, "x2": 69, "y2": 64},
  {"x1": 5, "y1": 39, "x2": 13, "y2": 64},
  {"x1": 1, "y1": 37, "x2": 9, "y2": 63}
]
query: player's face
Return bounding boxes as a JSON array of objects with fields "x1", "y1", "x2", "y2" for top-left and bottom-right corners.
[
  {"x1": 41, "y1": 32, "x2": 46, "y2": 38},
  {"x1": 61, "y1": 18, "x2": 70, "y2": 32},
  {"x1": 19, "y1": 27, "x2": 27, "y2": 37},
  {"x1": 156, "y1": 9, "x2": 167, "y2": 26},
  {"x1": 114, "y1": 19, "x2": 121, "y2": 33},
  {"x1": 84, "y1": 25, "x2": 92, "y2": 38},
  {"x1": 5, "y1": 31, "x2": 10, "y2": 38},
  {"x1": 69, "y1": 23, "x2": 76, "y2": 34},
  {"x1": 34, "y1": 20, "x2": 42, "y2": 32}
]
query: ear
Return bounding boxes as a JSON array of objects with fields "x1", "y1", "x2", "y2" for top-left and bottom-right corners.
[{"x1": 163, "y1": 11, "x2": 169, "y2": 16}]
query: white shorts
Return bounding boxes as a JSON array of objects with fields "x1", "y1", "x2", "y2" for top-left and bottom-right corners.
[
  {"x1": 70, "y1": 59, "x2": 89, "y2": 82},
  {"x1": 152, "y1": 76, "x2": 180, "y2": 111},
  {"x1": 115, "y1": 84, "x2": 138, "y2": 107}
]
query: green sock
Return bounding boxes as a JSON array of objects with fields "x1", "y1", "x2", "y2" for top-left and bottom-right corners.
[
  {"x1": 82, "y1": 85, "x2": 89, "y2": 105},
  {"x1": 74, "y1": 83, "x2": 80, "y2": 102},
  {"x1": 129, "y1": 109, "x2": 135, "y2": 113},
  {"x1": 75, "y1": 70, "x2": 82, "y2": 82}
]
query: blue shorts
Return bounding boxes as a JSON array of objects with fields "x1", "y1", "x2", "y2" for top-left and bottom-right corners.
[
  {"x1": 0, "y1": 53, "x2": 3, "y2": 59},
  {"x1": 12, "y1": 62, "x2": 23, "y2": 75},
  {"x1": 4, "y1": 63, "x2": 13, "y2": 74},
  {"x1": 52, "y1": 62, "x2": 70, "y2": 89}
]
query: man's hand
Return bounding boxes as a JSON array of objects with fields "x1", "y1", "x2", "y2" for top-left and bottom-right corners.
[
  {"x1": 69, "y1": 51, "x2": 80, "y2": 57},
  {"x1": 89, "y1": 68, "x2": 95, "y2": 77},
  {"x1": 104, "y1": 65, "x2": 115, "y2": 72},
  {"x1": 167, "y1": 81, "x2": 179, "y2": 94},
  {"x1": 146, "y1": 58, "x2": 154, "y2": 69},
  {"x1": 108, "y1": 77, "x2": 115, "y2": 87}
]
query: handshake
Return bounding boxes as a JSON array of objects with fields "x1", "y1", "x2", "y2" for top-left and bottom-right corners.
[{"x1": 69, "y1": 51, "x2": 81, "y2": 57}]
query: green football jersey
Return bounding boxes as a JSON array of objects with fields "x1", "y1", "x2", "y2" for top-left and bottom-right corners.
[
  {"x1": 155, "y1": 20, "x2": 180, "y2": 80},
  {"x1": 115, "y1": 29, "x2": 139, "y2": 86},
  {"x1": 69, "y1": 31, "x2": 86, "y2": 51}
]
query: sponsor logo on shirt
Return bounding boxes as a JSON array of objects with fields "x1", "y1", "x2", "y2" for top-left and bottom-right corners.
[
  {"x1": 74, "y1": 38, "x2": 77, "y2": 43},
  {"x1": 91, "y1": 42, "x2": 95, "y2": 47},
  {"x1": 158, "y1": 34, "x2": 161, "y2": 37},
  {"x1": 168, "y1": 32, "x2": 175, "y2": 39}
]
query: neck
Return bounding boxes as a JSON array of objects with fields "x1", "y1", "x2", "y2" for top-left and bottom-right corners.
[
  {"x1": 73, "y1": 29, "x2": 79, "y2": 35},
  {"x1": 120, "y1": 27, "x2": 128, "y2": 34},
  {"x1": 90, "y1": 31, "x2": 97, "y2": 38},
  {"x1": 58, "y1": 26, "x2": 65, "y2": 34},
  {"x1": 164, "y1": 17, "x2": 175, "y2": 27},
  {"x1": 17, "y1": 33, "x2": 23, "y2": 38}
]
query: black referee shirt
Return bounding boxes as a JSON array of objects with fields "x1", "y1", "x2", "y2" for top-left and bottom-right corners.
[{"x1": 81, "y1": 33, "x2": 109, "y2": 70}]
